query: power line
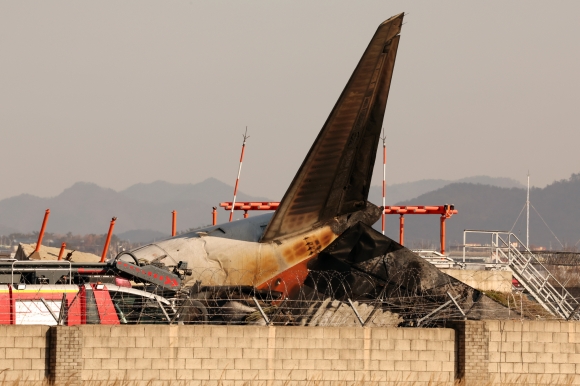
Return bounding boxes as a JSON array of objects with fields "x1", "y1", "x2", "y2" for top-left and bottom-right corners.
[{"x1": 530, "y1": 203, "x2": 563, "y2": 248}]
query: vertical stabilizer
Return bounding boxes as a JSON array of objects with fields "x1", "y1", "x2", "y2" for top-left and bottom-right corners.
[{"x1": 262, "y1": 14, "x2": 403, "y2": 242}]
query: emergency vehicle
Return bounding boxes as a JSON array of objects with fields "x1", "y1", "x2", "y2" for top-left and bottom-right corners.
[
  {"x1": 0, "y1": 258, "x2": 181, "y2": 325},
  {"x1": 0, "y1": 283, "x2": 175, "y2": 325}
]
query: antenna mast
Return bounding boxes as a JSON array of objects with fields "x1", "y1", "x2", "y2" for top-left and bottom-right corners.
[
  {"x1": 526, "y1": 172, "x2": 530, "y2": 249},
  {"x1": 230, "y1": 127, "x2": 249, "y2": 222},
  {"x1": 381, "y1": 128, "x2": 386, "y2": 235}
]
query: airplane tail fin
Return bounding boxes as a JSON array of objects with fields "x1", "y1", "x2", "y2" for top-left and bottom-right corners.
[{"x1": 261, "y1": 13, "x2": 403, "y2": 242}]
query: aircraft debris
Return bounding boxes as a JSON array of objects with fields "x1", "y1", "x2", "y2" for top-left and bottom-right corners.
[{"x1": 2, "y1": 13, "x2": 520, "y2": 326}]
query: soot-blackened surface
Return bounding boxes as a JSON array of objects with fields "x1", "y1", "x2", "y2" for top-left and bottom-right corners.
[{"x1": 306, "y1": 222, "x2": 512, "y2": 323}]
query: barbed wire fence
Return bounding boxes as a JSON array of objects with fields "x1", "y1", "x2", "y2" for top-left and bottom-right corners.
[{"x1": 1, "y1": 263, "x2": 566, "y2": 327}]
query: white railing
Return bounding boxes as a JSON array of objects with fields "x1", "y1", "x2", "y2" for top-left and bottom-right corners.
[
  {"x1": 413, "y1": 249, "x2": 464, "y2": 269},
  {"x1": 463, "y1": 230, "x2": 580, "y2": 320}
]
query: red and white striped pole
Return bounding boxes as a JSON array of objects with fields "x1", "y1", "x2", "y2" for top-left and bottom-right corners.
[
  {"x1": 229, "y1": 127, "x2": 249, "y2": 222},
  {"x1": 381, "y1": 129, "x2": 386, "y2": 235}
]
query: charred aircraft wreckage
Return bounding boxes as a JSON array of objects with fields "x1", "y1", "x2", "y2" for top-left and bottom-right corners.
[{"x1": 113, "y1": 13, "x2": 511, "y2": 326}]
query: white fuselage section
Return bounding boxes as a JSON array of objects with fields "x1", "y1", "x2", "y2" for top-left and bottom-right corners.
[{"x1": 123, "y1": 213, "x2": 338, "y2": 288}]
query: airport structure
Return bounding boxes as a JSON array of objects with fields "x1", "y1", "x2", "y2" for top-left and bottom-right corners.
[{"x1": 2, "y1": 12, "x2": 580, "y2": 385}]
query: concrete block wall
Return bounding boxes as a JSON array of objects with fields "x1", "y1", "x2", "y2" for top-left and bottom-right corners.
[
  {"x1": 441, "y1": 269, "x2": 512, "y2": 292},
  {"x1": 485, "y1": 320, "x2": 580, "y2": 384},
  {"x1": 0, "y1": 325, "x2": 49, "y2": 382},
  {"x1": 80, "y1": 325, "x2": 455, "y2": 385},
  {"x1": 4, "y1": 321, "x2": 580, "y2": 384}
]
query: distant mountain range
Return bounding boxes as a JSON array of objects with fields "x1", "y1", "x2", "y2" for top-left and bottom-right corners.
[
  {"x1": 388, "y1": 174, "x2": 580, "y2": 249},
  {"x1": 1, "y1": 174, "x2": 575, "y2": 248},
  {"x1": 0, "y1": 178, "x2": 268, "y2": 242},
  {"x1": 367, "y1": 176, "x2": 524, "y2": 205}
]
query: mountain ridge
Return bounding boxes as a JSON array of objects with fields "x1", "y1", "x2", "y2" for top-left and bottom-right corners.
[
  {"x1": 0, "y1": 178, "x2": 267, "y2": 236},
  {"x1": 390, "y1": 174, "x2": 580, "y2": 248},
  {"x1": 368, "y1": 175, "x2": 525, "y2": 206},
  {"x1": 1, "y1": 175, "x2": 572, "y2": 248}
]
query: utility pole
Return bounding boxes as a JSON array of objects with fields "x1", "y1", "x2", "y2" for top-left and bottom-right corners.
[{"x1": 527, "y1": 172, "x2": 530, "y2": 249}]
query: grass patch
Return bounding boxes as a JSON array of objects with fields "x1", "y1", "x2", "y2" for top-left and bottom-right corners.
[{"x1": 483, "y1": 290, "x2": 555, "y2": 320}]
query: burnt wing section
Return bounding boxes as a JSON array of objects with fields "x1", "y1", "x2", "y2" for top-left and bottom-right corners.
[
  {"x1": 306, "y1": 222, "x2": 512, "y2": 323},
  {"x1": 262, "y1": 14, "x2": 403, "y2": 242}
]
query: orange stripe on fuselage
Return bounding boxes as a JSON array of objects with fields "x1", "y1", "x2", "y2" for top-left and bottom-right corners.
[{"x1": 256, "y1": 254, "x2": 316, "y2": 300}]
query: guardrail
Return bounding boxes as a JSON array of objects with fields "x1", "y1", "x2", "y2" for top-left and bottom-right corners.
[{"x1": 463, "y1": 230, "x2": 580, "y2": 320}]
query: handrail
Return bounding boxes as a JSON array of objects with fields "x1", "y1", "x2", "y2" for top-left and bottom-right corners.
[
  {"x1": 462, "y1": 230, "x2": 512, "y2": 264},
  {"x1": 499, "y1": 232, "x2": 571, "y2": 291},
  {"x1": 463, "y1": 230, "x2": 579, "y2": 320},
  {"x1": 11, "y1": 260, "x2": 73, "y2": 285}
]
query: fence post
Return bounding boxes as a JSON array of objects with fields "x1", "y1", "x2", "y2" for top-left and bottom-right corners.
[{"x1": 49, "y1": 326, "x2": 83, "y2": 385}]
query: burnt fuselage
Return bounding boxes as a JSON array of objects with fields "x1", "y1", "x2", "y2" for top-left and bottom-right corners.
[{"x1": 119, "y1": 213, "x2": 335, "y2": 296}]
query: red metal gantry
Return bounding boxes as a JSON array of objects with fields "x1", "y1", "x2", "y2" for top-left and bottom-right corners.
[
  {"x1": 218, "y1": 203, "x2": 457, "y2": 255},
  {"x1": 219, "y1": 202, "x2": 280, "y2": 220},
  {"x1": 384, "y1": 205, "x2": 457, "y2": 255}
]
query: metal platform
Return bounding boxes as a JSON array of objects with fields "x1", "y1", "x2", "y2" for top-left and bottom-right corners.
[{"x1": 463, "y1": 230, "x2": 580, "y2": 320}]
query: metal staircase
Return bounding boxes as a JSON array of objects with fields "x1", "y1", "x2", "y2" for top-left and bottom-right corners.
[{"x1": 464, "y1": 230, "x2": 580, "y2": 320}]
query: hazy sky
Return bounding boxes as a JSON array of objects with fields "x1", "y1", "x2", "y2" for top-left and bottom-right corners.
[{"x1": 1, "y1": 1, "x2": 579, "y2": 202}]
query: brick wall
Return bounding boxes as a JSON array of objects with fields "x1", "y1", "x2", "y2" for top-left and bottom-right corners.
[
  {"x1": 452, "y1": 321, "x2": 489, "y2": 383},
  {"x1": 0, "y1": 325, "x2": 49, "y2": 382},
  {"x1": 80, "y1": 325, "x2": 455, "y2": 385},
  {"x1": 2, "y1": 321, "x2": 580, "y2": 385},
  {"x1": 50, "y1": 326, "x2": 83, "y2": 385},
  {"x1": 486, "y1": 320, "x2": 580, "y2": 384}
]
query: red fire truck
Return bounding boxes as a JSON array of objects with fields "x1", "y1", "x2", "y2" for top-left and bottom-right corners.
[{"x1": 0, "y1": 283, "x2": 175, "y2": 325}]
